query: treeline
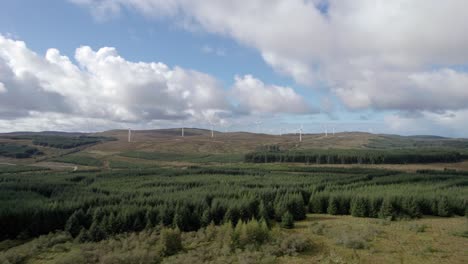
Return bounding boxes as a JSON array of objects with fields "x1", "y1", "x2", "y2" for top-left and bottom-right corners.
[
  {"x1": 0, "y1": 143, "x2": 42, "y2": 158},
  {"x1": 245, "y1": 149, "x2": 463, "y2": 164},
  {"x1": 0, "y1": 165, "x2": 466, "y2": 240},
  {"x1": 309, "y1": 193, "x2": 463, "y2": 220}
]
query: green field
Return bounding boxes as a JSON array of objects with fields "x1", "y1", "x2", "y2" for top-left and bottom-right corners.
[
  {"x1": 121, "y1": 151, "x2": 245, "y2": 163},
  {"x1": 0, "y1": 130, "x2": 467, "y2": 263}
]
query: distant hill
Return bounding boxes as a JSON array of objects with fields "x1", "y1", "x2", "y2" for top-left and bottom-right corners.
[{"x1": 1, "y1": 128, "x2": 467, "y2": 160}]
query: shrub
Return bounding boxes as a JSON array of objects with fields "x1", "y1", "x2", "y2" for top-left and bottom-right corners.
[
  {"x1": 335, "y1": 233, "x2": 368, "y2": 249},
  {"x1": 280, "y1": 212, "x2": 294, "y2": 229},
  {"x1": 160, "y1": 227, "x2": 183, "y2": 256},
  {"x1": 275, "y1": 234, "x2": 310, "y2": 256},
  {"x1": 409, "y1": 223, "x2": 428, "y2": 233}
]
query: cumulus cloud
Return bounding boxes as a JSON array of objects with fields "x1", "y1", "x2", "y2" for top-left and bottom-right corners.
[
  {"x1": 0, "y1": 34, "x2": 230, "y2": 123},
  {"x1": 71, "y1": 0, "x2": 468, "y2": 114},
  {"x1": 231, "y1": 75, "x2": 313, "y2": 114},
  {"x1": 0, "y1": 34, "x2": 312, "y2": 131}
]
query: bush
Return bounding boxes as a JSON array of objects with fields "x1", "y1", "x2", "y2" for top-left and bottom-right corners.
[
  {"x1": 335, "y1": 233, "x2": 368, "y2": 249},
  {"x1": 409, "y1": 223, "x2": 428, "y2": 233},
  {"x1": 280, "y1": 212, "x2": 294, "y2": 229},
  {"x1": 275, "y1": 234, "x2": 310, "y2": 256},
  {"x1": 160, "y1": 227, "x2": 183, "y2": 256}
]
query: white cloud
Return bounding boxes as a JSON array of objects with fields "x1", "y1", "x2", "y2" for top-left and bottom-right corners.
[
  {"x1": 0, "y1": 34, "x2": 229, "y2": 123},
  {"x1": 71, "y1": 0, "x2": 468, "y2": 113},
  {"x1": 0, "y1": 34, "x2": 312, "y2": 131},
  {"x1": 231, "y1": 75, "x2": 312, "y2": 114}
]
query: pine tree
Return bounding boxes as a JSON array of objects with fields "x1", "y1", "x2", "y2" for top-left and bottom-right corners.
[
  {"x1": 404, "y1": 197, "x2": 422, "y2": 218},
  {"x1": 437, "y1": 196, "x2": 451, "y2": 217},
  {"x1": 224, "y1": 207, "x2": 240, "y2": 226},
  {"x1": 88, "y1": 220, "x2": 106, "y2": 242},
  {"x1": 327, "y1": 196, "x2": 339, "y2": 215},
  {"x1": 65, "y1": 211, "x2": 83, "y2": 237},
  {"x1": 350, "y1": 197, "x2": 368, "y2": 217},
  {"x1": 200, "y1": 209, "x2": 212, "y2": 227},
  {"x1": 258, "y1": 201, "x2": 270, "y2": 226},
  {"x1": 132, "y1": 215, "x2": 143, "y2": 231},
  {"x1": 379, "y1": 197, "x2": 394, "y2": 220},
  {"x1": 281, "y1": 211, "x2": 294, "y2": 229}
]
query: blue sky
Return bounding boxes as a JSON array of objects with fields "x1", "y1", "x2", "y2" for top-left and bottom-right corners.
[{"x1": 0, "y1": 1, "x2": 467, "y2": 136}]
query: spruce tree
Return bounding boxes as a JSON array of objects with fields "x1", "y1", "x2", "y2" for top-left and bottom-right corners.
[
  {"x1": 327, "y1": 196, "x2": 339, "y2": 215},
  {"x1": 350, "y1": 197, "x2": 368, "y2": 217},
  {"x1": 379, "y1": 198, "x2": 394, "y2": 220},
  {"x1": 281, "y1": 211, "x2": 294, "y2": 229},
  {"x1": 88, "y1": 220, "x2": 106, "y2": 242},
  {"x1": 65, "y1": 211, "x2": 83, "y2": 237},
  {"x1": 437, "y1": 196, "x2": 451, "y2": 217},
  {"x1": 200, "y1": 209, "x2": 212, "y2": 227}
]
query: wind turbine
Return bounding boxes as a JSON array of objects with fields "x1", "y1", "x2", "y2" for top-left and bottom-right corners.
[
  {"x1": 299, "y1": 124, "x2": 303, "y2": 142},
  {"x1": 128, "y1": 128, "x2": 132, "y2": 142},
  {"x1": 210, "y1": 122, "x2": 214, "y2": 138},
  {"x1": 181, "y1": 127, "x2": 184, "y2": 137}
]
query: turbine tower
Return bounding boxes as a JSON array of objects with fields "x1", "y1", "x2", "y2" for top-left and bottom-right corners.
[
  {"x1": 299, "y1": 124, "x2": 303, "y2": 142},
  {"x1": 128, "y1": 128, "x2": 132, "y2": 142},
  {"x1": 210, "y1": 122, "x2": 214, "y2": 138},
  {"x1": 181, "y1": 127, "x2": 184, "y2": 137}
]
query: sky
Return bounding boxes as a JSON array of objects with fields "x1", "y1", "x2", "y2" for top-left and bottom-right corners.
[{"x1": 0, "y1": 0, "x2": 467, "y2": 137}]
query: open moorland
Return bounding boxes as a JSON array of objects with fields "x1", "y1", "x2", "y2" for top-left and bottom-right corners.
[{"x1": 0, "y1": 129, "x2": 467, "y2": 263}]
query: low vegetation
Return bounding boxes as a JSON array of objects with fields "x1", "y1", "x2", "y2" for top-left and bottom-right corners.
[
  {"x1": 0, "y1": 165, "x2": 48, "y2": 174},
  {"x1": 0, "y1": 143, "x2": 42, "y2": 158},
  {"x1": 121, "y1": 151, "x2": 244, "y2": 163},
  {"x1": 52, "y1": 155, "x2": 103, "y2": 167}
]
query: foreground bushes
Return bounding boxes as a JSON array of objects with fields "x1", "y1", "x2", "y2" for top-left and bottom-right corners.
[{"x1": 0, "y1": 220, "x2": 311, "y2": 264}]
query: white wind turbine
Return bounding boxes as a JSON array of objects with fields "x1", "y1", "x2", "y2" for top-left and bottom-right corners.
[
  {"x1": 299, "y1": 124, "x2": 303, "y2": 142},
  {"x1": 181, "y1": 127, "x2": 184, "y2": 137},
  {"x1": 210, "y1": 122, "x2": 214, "y2": 138},
  {"x1": 128, "y1": 128, "x2": 132, "y2": 142}
]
